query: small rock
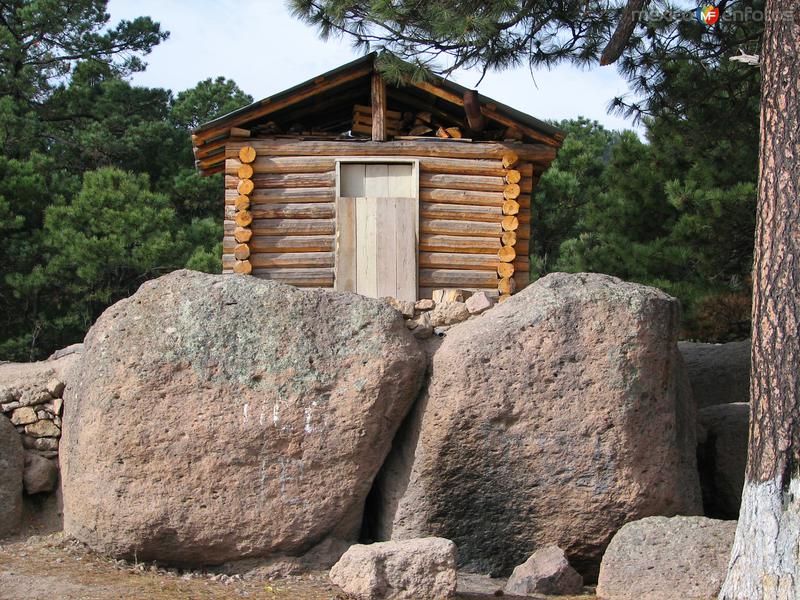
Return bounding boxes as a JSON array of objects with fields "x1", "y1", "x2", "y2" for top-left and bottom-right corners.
[
  {"x1": 23, "y1": 436, "x2": 58, "y2": 451},
  {"x1": 18, "y1": 389, "x2": 52, "y2": 407},
  {"x1": 465, "y1": 291, "x2": 495, "y2": 315},
  {"x1": 504, "y1": 546, "x2": 583, "y2": 596},
  {"x1": 1, "y1": 401, "x2": 21, "y2": 412},
  {"x1": 37, "y1": 410, "x2": 53, "y2": 420},
  {"x1": 330, "y1": 538, "x2": 457, "y2": 600},
  {"x1": 53, "y1": 416, "x2": 61, "y2": 427},
  {"x1": 52, "y1": 398, "x2": 63, "y2": 416},
  {"x1": 0, "y1": 387, "x2": 20, "y2": 403},
  {"x1": 432, "y1": 289, "x2": 471, "y2": 304},
  {"x1": 10, "y1": 407, "x2": 37, "y2": 426},
  {"x1": 46, "y1": 379, "x2": 65, "y2": 399},
  {"x1": 25, "y1": 420, "x2": 60, "y2": 438},
  {"x1": 23, "y1": 451, "x2": 58, "y2": 494},
  {"x1": 428, "y1": 302, "x2": 471, "y2": 327},
  {"x1": 415, "y1": 299, "x2": 436, "y2": 311},
  {"x1": 433, "y1": 327, "x2": 449, "y2": 337},
  {"x1": 385, "y1": 297, "x2": 415, "y2": 319}
]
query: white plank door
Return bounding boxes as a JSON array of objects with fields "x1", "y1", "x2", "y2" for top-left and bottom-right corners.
[{"x1": 336, "y1": 162, "x2": 418, "y2": 301}]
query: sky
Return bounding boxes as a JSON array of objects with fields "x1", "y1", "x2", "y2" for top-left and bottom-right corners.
[{"x1": 107, "y1": 0, "x2": 641, "y2": 133}]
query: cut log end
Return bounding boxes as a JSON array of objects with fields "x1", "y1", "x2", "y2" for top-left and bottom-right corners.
[
  {"x1": 235, "y1": 210, "x2": 253, "y2": 227},
  {"x1": 501, "y1": 230, "x2": 517, "y2": 246},
  {"x1": 233, "y1": 259, "x2": 252, "y2": 275},
  {"x1": 234, "y1": 195, "x2": 251, "y2": 211},
  {"x1": 498, "y1": 293, "x2": 512, "y2": 302},
  {"x1": 237, "y1": 179, "x2": 255, "y2": 195},
  {"x1": 505, "y1": 169, "x2": 522, "y2": 184},
  {"x1": 498, "y1": 246, "x2": 517, "y2": 263},
  {"x1": 233, "y1": 226, "x2": 253, "y2": 243},
  {"x1": 498, "y1": 277, "x2": 516, "y2": 295},
  {"x1": 503, "y1": 183, "x2": 521, "y2": 200},
  {"x1": 501, "y1": 151, "x2": 519, "y2": 169},
  {"x1": 239, "y1": 146, "x2": 257, "y2": 164},
  {"x1": 233, "y1": 243, "x2": 251, "y2": 260},
  {"x1": 497, "y1": 263, "x2": 515, "y2": 278},
  {"x1": 237, "y1": 164, "x2": 254, "y2": 179},
  {"x1": 502, "y1": 200, "x2": 520, "y2": 216},
  {"x1": 501, "y1": 216, "x2": 520, "y2": 232}
]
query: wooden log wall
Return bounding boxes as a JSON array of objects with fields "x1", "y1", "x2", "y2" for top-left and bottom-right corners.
[{"x1": 223, "y1": 140, "x2": 540, "y2": 296}]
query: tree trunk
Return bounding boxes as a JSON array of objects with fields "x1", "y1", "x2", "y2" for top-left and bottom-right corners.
[{"x1": 718, "y1": 4, "x2": 800, "y2": 599}]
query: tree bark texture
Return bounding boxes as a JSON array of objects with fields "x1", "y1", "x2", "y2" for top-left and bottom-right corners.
[{"x1": 719, "y1": 3, "x2": 800, "y2": 599}]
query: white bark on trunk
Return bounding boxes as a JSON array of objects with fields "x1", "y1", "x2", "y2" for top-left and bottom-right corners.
[{"x1": 718, "y1": 476, "x2": 800, "y2": 599}]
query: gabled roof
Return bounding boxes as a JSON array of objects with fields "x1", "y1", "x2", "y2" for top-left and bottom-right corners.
[{"x1": 192, "y1": 53, "x2": 565, "y2": 175}]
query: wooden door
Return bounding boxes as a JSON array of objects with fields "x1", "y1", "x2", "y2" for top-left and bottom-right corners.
[{"x1": 336, "y1": 163, "x2": 418, "y2": 302}]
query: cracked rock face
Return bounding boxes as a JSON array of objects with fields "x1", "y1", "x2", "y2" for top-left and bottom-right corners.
[
  {"x1": 62, "y1": 270, "x2": 426, "y2": 565},
  {"x1": 375, "y1": 273, "x2": 702, "y2": 579}
]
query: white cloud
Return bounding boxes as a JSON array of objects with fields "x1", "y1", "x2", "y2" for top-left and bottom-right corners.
[{"x1": 108, "y1": 0, "x2": 641, "y2": 133}]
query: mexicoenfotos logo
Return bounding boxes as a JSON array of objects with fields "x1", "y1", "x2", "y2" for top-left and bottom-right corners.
[{"x1": 696, "y1": 3, "x2": 721, "y2": 25}]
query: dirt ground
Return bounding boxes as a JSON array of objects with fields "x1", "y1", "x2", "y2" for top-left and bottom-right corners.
[{"x1": 0, "y1": 533, "x2": 598, "y2": 600}]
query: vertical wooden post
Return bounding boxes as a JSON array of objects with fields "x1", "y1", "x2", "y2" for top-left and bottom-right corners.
[
  {"x1": 463, "y1": 90, "x2": 486, "y2": 133},
  {"x1": 371, "y1": 73, "x2": 387, "y2": 142}
]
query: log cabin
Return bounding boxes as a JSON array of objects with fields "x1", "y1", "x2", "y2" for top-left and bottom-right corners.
[{"x1": 192, "y1": 53, "x2": 564, "y2": 302}]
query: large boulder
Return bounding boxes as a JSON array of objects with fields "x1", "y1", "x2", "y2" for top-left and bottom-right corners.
[
  {"x1": 597, "y1": 516, "x2": 737, "y2": 600},
  {"x1": 697, "y1": 403, "x2": 749, "y2": 519},
  {"x1": 329, "y1": 538, "x2": 457, "y2": 600},
  {"x1": 678, "y1": 340, "x2": 750, "y2": 408},
  {"x1": 374, "y1": 273, "x2": 702, "y2": 578},
  {"x1": 0, "y1": 414, "x2": 24, "y2": 538},
  {"x1": 62, "y1": 270, "x2": 426, "y2": 565}
]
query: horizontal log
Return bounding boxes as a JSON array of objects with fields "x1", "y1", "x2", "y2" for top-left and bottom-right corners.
[
  {"x1": 225, "y1": 139, "x2": 557, "y2": 164},
  {"x1": 223, "y1": 252, "x2": 334, "y2": 269},
  {"x1": 419, "y1": 234, "x2": 500, "y2": 254},
  {"x1": 225, "y1": 187, "x2": 334, "y2": 204},
  {"x1": 419, "y1": 252, "x2": 529, "y2": 271},
  {"x1": 225, "y1": 172, "x2": 335, "y2": 189},
  {"x1": 226, "y1": 156, "x2": 336, "y2": 175},
  {"x1": 420, "y1": 188, "x2": 530, "y2": 209},
  {"x1": 225, "y1": 203, "x2": 334, "y2": 220},
  {"x1": 514, "y1": 271, "x2": 531, "y2": 290},
  {"x1": 225, "y1": 219, "x2": 335, "y2": 236},
  {"x1": 225, "y1": 156, "x2": 535, "y2": 179},
  {"x1": 420, "y1": 218, "x2": 530, "y2": 239},
  {"x1": 420, "y1": 268, "x2": 499, "y2": 288},
  {"x1": 224, "y1": 235, "x2": 334, "y2": 253},
  {"x1": 251, "y1": 268, "x2": 334, "y2": 287},
  {"x1": 421, "y1": 203, "x2": 529, "y2": 224},
  {"x1": 419, "y1": 172, "x2": 533, "y2": 193},
  {"x1": 228, "y1": 229, "x2": 528, "y2": 254}
]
